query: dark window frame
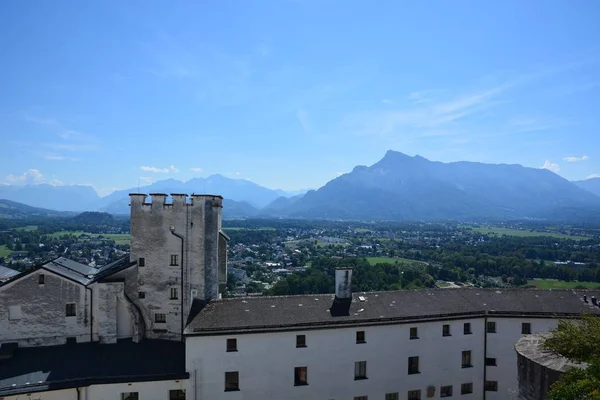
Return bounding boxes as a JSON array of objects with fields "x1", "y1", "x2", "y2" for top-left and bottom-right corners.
[
  {"x1": 385, "y1": 393, "x2": 399, "y2": 400},
  {"x1": 410, "y1": 327, "x2": 418, "y2": 339},
  {"x1": 463, "y1": 322, "x2": 472, "y2": 334},
  {"x1": 225, "y1": 371, "x2": 239, "y2": 391},
  {"x1": 138, "y1": 257, "x2": 145, "y2": 267},
  {"x1": 440, "y1": 385, "x2": 453, "y2": 397},
  {"x1": 121, "y1": 393, "x2": 139, "y2": 400},
  {"x1": 296, "y1": 334, "x2": 306, "y2": 348},
  {"x1": 487, "y1": 321, "x2": 497, "y2": 333},
  {"x1": 407, "y1": 390, "x2": 421, "y2": 400},
  {"x1": 461, "y1": 383, "x2": 473, "y2": 395},
  {"x1": 462, "y1": 350, "x2": 472, "y2": 368},
  {"x1": 38, "y1": 274, "x2": 45, "y2": 285},
  {"x1": 170, "y1": 254, "x2": 178, "y2": 266},
  {"x1": 170, "y1": 287, "x2": 178, "y2": 300},
  {"x1": 65, "y1": 303, "x2": 76, "y2": 317},
  {"x1": 354, "y1": 361, "x2": 367, "y2": 380},
  {"x1": 227, "y1": 338, "x2": 237, "y2": 352},
  {"x1": 522, "y1": 322, "x2": 532, "y2": 334},
  {"x1": 484, "y1": 381, "x2": 498, "y2": 392},
  {"x1": 486, "y1": 357, "x2": 497, "y2": 366},
  {"x1": 356, "y1": 330, "x2": 366, "y2": 344},
  {"x1": 442, "y1": 324, "x2": 451, "y2": 336},
  {"x1": 408, "y1": 356, "x2": 420, "y2": 375},
  {"x1": 169, "y1": 389, "x2": 186, "y2": 400},
  {"x1": 154, "y1": 313, "x2": 166, "y2": 323},
  {"x1": 294, "y1": 366, "x2": 308, "y2": 386},
  {"x1": 138, "y1": 291, "x2": 145, "y2": 299}
]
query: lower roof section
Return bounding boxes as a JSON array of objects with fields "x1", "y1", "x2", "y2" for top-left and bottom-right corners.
[
  {"x1": 185, "y1": 288, "x2": 600, "y2": 336},
  {"x1": 0, "y1": 339, "x2": 187, "y2": 397}
]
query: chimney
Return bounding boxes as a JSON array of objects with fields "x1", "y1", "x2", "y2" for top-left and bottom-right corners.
[
  {"x1": 335, "y1": 268, "x2": 353, "y2": 300},
  {"x1": 592, "y1": 297, "x2": 597, "y2": 306},
  {"x1": 584, "y1": 295, "x2": 588, "y2": 303}
]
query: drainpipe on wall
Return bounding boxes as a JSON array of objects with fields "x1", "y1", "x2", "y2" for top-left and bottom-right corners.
[
  {"x1": 85, "y1": 286, "x2": 93, "y2": 343},
  {"x1": 170, "y1": 227, "x2": 185, "y2": 341}
]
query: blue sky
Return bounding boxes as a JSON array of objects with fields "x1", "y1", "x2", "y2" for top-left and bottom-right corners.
[{"x1": 1, "y1": 0, "x2": 599, "y2": 196}]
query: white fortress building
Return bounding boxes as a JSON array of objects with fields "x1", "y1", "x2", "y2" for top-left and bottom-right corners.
[{"x1": 1, "y1": 194, "x2": 599, "y2": 400}]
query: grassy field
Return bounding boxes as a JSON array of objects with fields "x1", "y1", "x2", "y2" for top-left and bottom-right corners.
[
  {"x1": 45, "y1": 231, "x2": 131, "y2": 245},
  {"x1": 473, "y1": 227, "x2": 588, "y2": 240},
  {"x1": 14, "y1": 225, "x2": 38, "y2": 232},
  {"x1": 46, "y1": 230, "x2": 88, "y2": 238},
  {"x1": 0, "y1": 245, "x2": 13, "y2": 258},
  {"x1": 366, "y1": 256, "x2": 427, "y2": 266},
  {"x1": 528, "y1": 279, "x2": 600, "y2": 289},
  {"x1": 223, "y1": 227, "x2": 276, "y2": 231}
]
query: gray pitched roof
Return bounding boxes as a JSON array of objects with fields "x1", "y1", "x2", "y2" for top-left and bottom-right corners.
[
  {"x1": 185, "y1": 288, "x2": 600, "y2": 335},
  {"x1": 0, "y1": 266, "x2": 19, "y2": 281},
  {"x1": 0, "y1": 340, "x2": 187, "y2": 397}
]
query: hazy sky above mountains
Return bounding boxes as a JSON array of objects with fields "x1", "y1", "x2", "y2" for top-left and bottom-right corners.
[{"x1": 1, "y1": 0, "x2": 599, "y2": 195}]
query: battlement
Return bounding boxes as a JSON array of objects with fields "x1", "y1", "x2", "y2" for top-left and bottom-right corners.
[{"x1": 129, "y1": 193, "x2": 223, "y2": 208}]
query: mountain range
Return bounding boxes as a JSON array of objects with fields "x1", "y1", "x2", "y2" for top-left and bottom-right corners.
[{"x1": 1, "y1": 152, "x2": 600, "y2": 222}]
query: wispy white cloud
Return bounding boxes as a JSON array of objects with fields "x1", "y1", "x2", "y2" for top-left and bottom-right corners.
[
  {"x1": 139, "y1": 176, "x2": 154, "y2": 184},
  {"x1": 140, "y1": 165, "x2": 179, "y2": 173},
  {"x1": 564, "y1": 155, "x2": 589, "y2": 162},
  {"x1": 190, "y1": 167, "x2": 203, "y2": 173},
  {"x1": 541, "y1": 160, "x2": 560, "y2": 173},
  {"x1": 381, "y1": 99, "x2": 394, "y2": 105},
  {"x1": 586, "y1": 174, "x2": 600, "y2": 179},
  {"x1": 296, "y1": 109, "x2": 312, "y2": 134},
  {"x1": 43, "y1": 153, "x2": 80, "y2": 161},
  {"x1": 5, "y1": 169, "x2": 44, "y2": 184}
]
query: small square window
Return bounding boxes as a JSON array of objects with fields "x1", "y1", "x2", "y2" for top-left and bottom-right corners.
[
  {"x1": 408, "y1": 356, "x2": 419, "y2": 374},
  {"x1": 154, "y1": 313, "x2": 166, "y2": 323},
  {"x1": 442, "y1": 324, "x2": 451, "y2": 336},
  {"x1": 121, "y1": 393, "x2": 139, "y2": 400},
  {"x1": 225, "y1": 371, "x2": 239, "y2": 391},
  {"x1": 485, "y1": 357, "x2": 497, "y2": 366},
  {"x1": 169, "y1": 389, "x2": 186, "y2": 400},
  {"x1": 407, "y1": 390, "x2": 421, "y2": 400},
  {"x1": 461, "y1": 383, "x2": 473, "y2": 394},
  {"x1": 38, "y1": 274, "x2": 45, "y2": 285},
  {"x1": 385, "y1": 393, "x2": 399, "y2": 400},
  {"x1": 65, "y1": 303, "x2": 76, "y2": 317},
  {"x1": 294, "y1": 366, "x2": 308, "y2": 386},
  {"x1": 296, "y1": 334, "x2": 306, "y2": 348},
  {"x1": 440, "y1": 385, "x2": 453, "y2": 397},
  {"x1": 487, "y1": 321, "x2": 496, "y2": 333},
  {"x1": 170, "y1": 287, "x2": 178, "y2": 299},
  {"x1": 484, "y1": 381, "x2": 498, "y2": 391},
  {"x1": 227, "y1": 338, "x2": 237, "y2": 352},
  {"x1": 462, "y1": 350, "x2": 472, "y2": 368},
  {"x1": 463, "y1": 322, "x2": 472, "y2": 334},
  {"x1": 138, "y1": 257, "x2": 145, "y2": 267},
  {"x1": 138, "y1": 291, "x2": 145, "y2": 298},
  {"x1": 522, "y1": 322, "x2": 532, "y2": 334},
  {"x1": 410, "y1": 327, "x2": 418, "y2": 339},
  {"x1": 170, "y1": 254, "x2": 178, "y2": 266},
  {"x1": 354, "y1": 361, "x2": 367, "y2": 380},
  {"x1": 356, "y1": 330, "x2": 366, "y2": 343}
]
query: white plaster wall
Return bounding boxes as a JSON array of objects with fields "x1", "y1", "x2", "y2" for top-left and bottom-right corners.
[
  {"x1": 186, "y1": 319, "x2": 486, "y2": 400},
  {"x1": 0, "y1": 269, "x2": 91, "y2": 347},
  {"x1": 92, "y1": 282, "x2": 122, "y2": 344},
  {"x1": 485, "y1": 317, "x2": 558, "y2": 400},
  {"x1": 117, "y1": 297, "x2": 134, "y2": 339},
  {"x1": 3, "y1": 388, "x2": 78, "y2": 400}
]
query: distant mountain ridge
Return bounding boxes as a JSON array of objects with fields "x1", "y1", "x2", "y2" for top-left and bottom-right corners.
[
  {"x1": 269, "y1": 151, "x2": 600, "y2": 221},
  {"x1": 574, "y1": 177, "x2": 600, "y2": 198},
  {"x1": 0, "y1": 199, "x2": 72, "y2": 219}
]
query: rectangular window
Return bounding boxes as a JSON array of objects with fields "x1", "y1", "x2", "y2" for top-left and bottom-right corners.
[
  {"x1": 65, "y1": 303, "x2": 76, "y2": 317},
  {"x1": 121, "y1": 393, "x2": 139, "y2": 400},
  {"x1": 442, "y1": 324, "x2": 451, "y2": 336},
  {"x1": 461, "y1": 383, "x2": 473, "y2": 395},
  {"x1": 154, "y1": 313, "x2": 166, "y2": 323},
  {"x1": 487, "y1": 321, "x2": 496, "y2": 333},
  {"x1": 38, "y1": 274, "x2": 45, "y2": 285},
  {"x1": 138, "y1": 291, "x2": 145, "y2": 299},
  {"x1": 170, "y1": 287, "x2": 178, "y2": 299},
  {"x1": 407, "y1": 390, "x2": 421, "y2": 400},
  {"x1": 138, "y1": 257, "x2": 145, "y2": 267},
  {"x1": 354, "y1": 361, "x2": 367, "y2": 380},
  {"x1": 484, "y1": 381, "x2": 498, "y2": 391},
  {"x1": 354, "y1": 397, "x2": 368, "y2": 400},
  {"x1": 440, "y1": 385, "x2": 453, "y2": 397},
  {"x1": 169, "y1": 389, "x2": 186, "y2": 400},
  {"x1": 385, "y1": 393, "x2": 399, "y2": 400},
  {"x1": 170, "y1": 254, "x2": 178, "y2": 266},
  {"x1": 225, "y1": 371, "x2": 239, "y2": 391},
  {"x1": 408, "y1": 356, "x2": 419, "y2": 374},
  {"x1": 227, "y1": 338, "x2": 237, "y2": 352},
  {"x1": 522, "y1": 322, "x2": 532, "y2": 334},
  {"x1": 356, "y1": 330, "x2": 366, "y2": 343},
  {"x1": 462, "y1": 350, "x2": 472, "y2": 368},
  {"x1": 410, "y1": 327, "x2": 418, "y2": 339},
  {"x1": 463, "y1": 322, "x2": 471, "y2": 334},
  {"x1": 294, "y1": 366, "x2": 308, "y2": 386},
  {"x1": 296, "y1": 334, "x2": 306, "y2": 348},
  {"x1": 485, "y1": 357, "x2": 497, "y2": 366},
  {"x1": 8, "y1": 305, "x2": 22, "y2": 320}
]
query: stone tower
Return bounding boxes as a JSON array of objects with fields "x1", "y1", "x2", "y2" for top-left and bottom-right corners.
[{"x1": 129, "y1": 193, "x2": 228, "y2": 340}]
